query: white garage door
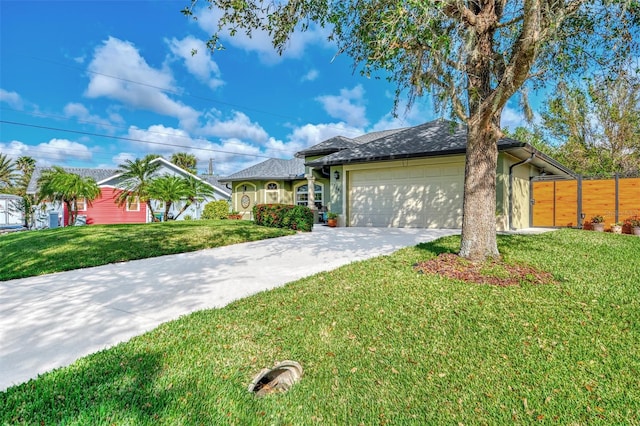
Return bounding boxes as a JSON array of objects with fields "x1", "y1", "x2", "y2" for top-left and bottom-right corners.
[{"x1": 348, "y1": 162, "x2": 464, "y2": 228}]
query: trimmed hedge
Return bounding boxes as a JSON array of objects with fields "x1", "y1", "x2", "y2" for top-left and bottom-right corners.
[
  {"x1": 253, "y1": 204, "x2": 314, "y2": 232},
  {"x1": 202, "y1": 200, "x2": 230, "y2": 220}
]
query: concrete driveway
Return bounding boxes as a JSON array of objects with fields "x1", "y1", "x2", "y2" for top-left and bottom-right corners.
[{"x1": 0, "y1": 226, "x2": 458, "y2": 391}]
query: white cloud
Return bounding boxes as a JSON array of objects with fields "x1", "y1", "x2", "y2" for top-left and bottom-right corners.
[
  {"x1": 301, "y1": 69, "x2": 319, "y2": 82},
  {"x1": 200, "y1": 110, "x2": 268, "y2": 142},
  {"x1": 167, "y1": 36, "x2": 224, "y2": 90},
  {"x1": 121, "y1": 124, "x2": 262, "y2": 175},
  {"x1": 111, "y1": 152, "x2": 137, "y2": 166},
  {"x1": 316, "y1": 85, "x2": 368, "y2": 127},
  {"x1": 0, "y1": 89, "x2": 24, "y2": 110},
  {"x1": 85, "y1": 37, "x2": 200, "y2": 129},
  {"x1": 370, "y1": 99, "x2": 436, "y2": 131},
  {"x1": 196, "y1": 7, "x2": 330, "y2": 65},
  {"x1": 286, "y1": 122, "x2": 363, "y2": 148},
  {"x1": 500, "y1": 105, "x2": 531, "y2": 131},
  {"x1": 0, "y1": 139, "x2": 92, "y2": 166},
  {"x1": 63, "y1": 102, "x2": 124, "y2": 130}
]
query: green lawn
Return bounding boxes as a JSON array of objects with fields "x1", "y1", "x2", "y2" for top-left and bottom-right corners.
[
  {"x1": 1, "y1": 229, "x2": 639, "y2": 424},
  {"x1": 0, "y1": 221, "x2": 294, "y2": 281}
]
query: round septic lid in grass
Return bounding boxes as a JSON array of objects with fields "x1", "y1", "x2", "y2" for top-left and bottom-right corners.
[{"x1": 248, "y1": 360, "x2": 303, "y2": 397}]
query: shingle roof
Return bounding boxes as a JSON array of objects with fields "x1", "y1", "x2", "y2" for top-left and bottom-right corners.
[
  {"x1": 306, "y1": 120, "x2": 523, "y2": 166},
  {"x1": 200, "y1": 175, "x2": 232, "y2": 196},
  {"x1": 295, "y1": 136, "x2": 362, "y2": 158},
  {"x1": 352, "y1": 127, "x2": 407, "y2": 143},
  {"x1": 27, "y1": 167, "x2": 118, "y2": 194},
  {"x1": 219, "y1": 158, "x2": 305, "y2": 182}
]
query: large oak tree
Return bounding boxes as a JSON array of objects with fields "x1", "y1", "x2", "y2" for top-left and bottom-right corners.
[{"x1": 184, "y1": 0, "x2": 638, "y2": 260}]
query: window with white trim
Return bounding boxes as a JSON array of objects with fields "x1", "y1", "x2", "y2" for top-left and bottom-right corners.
[
  {"x1": 75, "y1": 198, "x2": 87, "y2": 211},
  {"x1": 126, "y1": 196, "x2": 140, "y2": 212},
  {"x1": 296, "y1": 184, "x2": 323, "y2": 206},
  {"x1": 265, "y1": 181, "x2": 279, "y2": 203}
]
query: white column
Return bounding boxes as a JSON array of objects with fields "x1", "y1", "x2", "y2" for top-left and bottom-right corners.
[{"x1": 306, "y1": 174, "x2": 316, "y2": 209}]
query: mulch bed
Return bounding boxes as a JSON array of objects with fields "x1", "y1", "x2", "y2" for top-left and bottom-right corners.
[{"x1": 414, "y1": 253, "x2": 556, "y2": 286}]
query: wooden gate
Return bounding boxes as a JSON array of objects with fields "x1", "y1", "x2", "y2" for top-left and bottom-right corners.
[{"x1": 531, "y1": 176, "x2": 640, "y2": 228}]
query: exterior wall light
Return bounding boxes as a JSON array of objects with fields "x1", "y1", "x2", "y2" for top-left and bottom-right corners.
[{"x1": 334, "y1": 170, "x2": 340, "y2": 180}]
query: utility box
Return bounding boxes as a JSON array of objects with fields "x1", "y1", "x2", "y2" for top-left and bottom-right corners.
[{"x1": 49, "y1": 212, "x2": 59, "y2": 229}]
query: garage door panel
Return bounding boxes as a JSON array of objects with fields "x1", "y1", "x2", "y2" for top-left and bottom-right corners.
[{"x1": 349, "y1": 164, "x2": 463, "y2": 228}]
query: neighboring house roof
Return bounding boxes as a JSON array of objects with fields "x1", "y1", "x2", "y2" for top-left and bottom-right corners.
[
  {"x1": 219, "y1": 158, "x2": 305, "y2": 182},
  {"x1": 0, "y1": 193, "x2": 23, "y2": 200},
  {"x1": 26, "y1": 157, "x2": 232, "y2": 199},
  {"x1": 200, "y1": 175, "x2": 232, "y2": 198},
  {"x1": 306, "y1": 119, "x2": 575, "y2": 177},
  {"x1": 27, "y1": 167, "x2": 118, "y2": 194}
]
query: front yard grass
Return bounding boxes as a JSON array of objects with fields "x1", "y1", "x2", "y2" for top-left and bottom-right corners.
[
  {"x1": 1, "y1": 229, "x2": 639, "y2": 424},
  {"x1": 0, "y1": 220, "x2": 294, "y2": 281}
]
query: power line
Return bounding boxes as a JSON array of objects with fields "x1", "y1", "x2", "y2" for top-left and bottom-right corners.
[
  {"x1": 1, "y1": 120, "x2": 279, "y2": 160},
  {"x1": 11, "y1": 53, "x2": 300, "y2": 121},
  {"x1": 0, "y1": 107, "x2": 298, "y2": 156}
]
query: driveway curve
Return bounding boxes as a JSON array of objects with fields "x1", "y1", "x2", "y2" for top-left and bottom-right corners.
[{"x1": 0, "y1": 226, "x2": 458, "y2": 391}]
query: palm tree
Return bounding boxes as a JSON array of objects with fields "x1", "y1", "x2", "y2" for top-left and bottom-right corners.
[
  {"x1": 170, "y1": 152, "x2": 198, "y2": 174},
  {"x1": 0, "y1": 153, "x2": 16, "y2": 189},
  {"x1": 173, "y1": 176, "x2": 216, "y2": 220},
  {"x1": 15, "y1": 156, "x2": 36, "y2": 175},
  {"x1": 147, "y1": 175, "x2": 190, "y2": 221},
  {"x1": 114, "y1": 156, "x2": 162, "y2": 221},
  {"x1": 37, "y1": 167, "x2": 101, "y2": 225},
  {"x1": 13, "y1": 155, "x2": 36, "y2": 194}
]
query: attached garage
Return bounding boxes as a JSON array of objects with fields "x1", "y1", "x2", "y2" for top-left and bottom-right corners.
[
  {"x1": 223, "y1": 119, "x2": 575, "y2": 230},
  {"x1": 347, "y1": 158, "x2": 465, "y2": 228}
]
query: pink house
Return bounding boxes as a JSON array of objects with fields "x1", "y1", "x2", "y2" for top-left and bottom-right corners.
[{"x1": 27, "y1": 158, "x2": 230, "y2": 227}]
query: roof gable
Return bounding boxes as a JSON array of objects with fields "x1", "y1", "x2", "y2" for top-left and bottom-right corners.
[
  {"x1": 295, "y1": 136, "x2": 362, "y2": 158},
  {"x1": 26, "y1": 157, "x2": 231, "y2": 199},
  {"x1": 27, "y1": 167, "x2": 118, "y2": 194},
  {"x1": 219, "y1": 158, "x2": 305, "y2": 182}
]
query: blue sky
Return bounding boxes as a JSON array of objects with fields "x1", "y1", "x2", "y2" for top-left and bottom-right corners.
[{"x1": 1, "y1": 0, "x2": 530, "y2": 176}]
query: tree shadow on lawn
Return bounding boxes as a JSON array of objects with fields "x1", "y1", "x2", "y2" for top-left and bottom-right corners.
[{"x1": 1, "y1": 348, "x2": 176, "y2": 424}]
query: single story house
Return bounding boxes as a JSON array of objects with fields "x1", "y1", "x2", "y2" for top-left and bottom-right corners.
[
  {"x1": 220, "y1": 119, "x2": 574, "y2": 230},
  {"x1": 27, "y1": 157, "x2": 231, "y2": 227}
]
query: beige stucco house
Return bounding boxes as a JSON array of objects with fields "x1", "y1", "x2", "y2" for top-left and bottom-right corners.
[{"x1": 219, "y1": 120, "x2": 574, "y2": 230}]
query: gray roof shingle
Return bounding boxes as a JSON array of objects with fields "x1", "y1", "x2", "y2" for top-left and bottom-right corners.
[
  {"x1": 295, "y1": 136, "x2": 362, "y2": 158},
  {"x1": 306, "y1": 120, "x2": 522, "y2": 166},
  {"x1": 219, "y1": 158, "x2": 305, "y2": 182},
  {"x1": 27, "y1": 167, "x2": 118, "y2": 194},
  {"x1": 200, "y1": 175, "x2": 232, "y2": 196}
]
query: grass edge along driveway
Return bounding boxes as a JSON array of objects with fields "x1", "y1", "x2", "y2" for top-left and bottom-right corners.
[
  {"x1": 1, "y1": 229, "x2": 639, "y2": 424},
  {"x1": 0, "y1": 220, "x2": 294, "y2": 281}
]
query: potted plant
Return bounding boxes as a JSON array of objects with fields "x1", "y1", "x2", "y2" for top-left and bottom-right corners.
[
  {"x1": 327, "y1": 212, "x2": 338, "y2": 227},
  {"x1": 630, "y1": 217, "x2": 640, "y2": 236},
  {"x1": 611, "y1": 222, "x2": 623, "y2": 234},
  {"x1": 591, "y1": 215, "x2": 605, "y2": 232},
  {"x1": 228, "y1": 210, "x2": 243, "y2": 220}
]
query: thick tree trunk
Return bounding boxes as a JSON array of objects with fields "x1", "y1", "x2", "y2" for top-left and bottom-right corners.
[
  {"x1": 459, "y1": 120, "x2": 500, "y2": 261},
  {"x1": 459, "y1": 9, "x2": 501, "y2": 261}
]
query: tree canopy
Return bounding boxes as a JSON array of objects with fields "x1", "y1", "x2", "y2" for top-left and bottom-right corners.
[
  {"x1": 539, "y1": 73, "x2": 640, "y2": 176},
  {"x1": 170, "y1": 152, "x2": 198, "y2": 174},
  {"x1": 114, "y1": 156, "x2": 163, "y2": 220},
  {"x1": 185, "y1": 0, "x2": 639, "y2": 260},
  {"x1": 37, "y1": 167, "x2": 101, "y2": 225},
  {"x1": 147, "y1": 175, "x2": 191, "y2": 222},
  {"x1": 0, "y1": 153, "x2": 16, "y2": 189}
]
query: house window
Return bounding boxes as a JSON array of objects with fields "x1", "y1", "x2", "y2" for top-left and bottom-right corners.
[
  {"x1": 75, "y1": 198, "x2": 87, "y2": 211},
  {"x1": 266, "y1": 181, "x2": 279, "y2": 203},
  {"x1": 296, "y1": 184, "x2": 323, "y2": 206},
  {"x1": 126, "y1": 196, "x2": 140, "y2": 212}
]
